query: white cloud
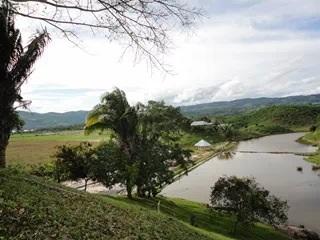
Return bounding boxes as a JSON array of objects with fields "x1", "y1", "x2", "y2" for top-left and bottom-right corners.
[{"x1": 18, "y1": 0, "x2": 320, "y2": 112}]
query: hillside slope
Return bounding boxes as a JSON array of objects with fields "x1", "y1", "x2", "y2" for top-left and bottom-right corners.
[
  {"x1": 181, "y1": 94, "x2": 320, "y2": 117},
  {"x1": 0, "y1": 170, "x2": 289, "y2": 240},
  {"x1": 18, "y1": 94, "x2": 320, "y2": 129},
  {"x1": 227, "y1": 105, "x2": 320, "y2": 130},
  {"x1": 19, "y1": 111, "x2": 88, "y2": 130}
]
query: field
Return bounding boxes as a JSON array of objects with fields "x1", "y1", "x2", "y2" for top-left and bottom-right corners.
[
  {"x1": 7, "y1": 130, "x2": 110, "y2": 166},
  {"x1": 0, "y1": 169, "x2": 290, "y2": 240}
]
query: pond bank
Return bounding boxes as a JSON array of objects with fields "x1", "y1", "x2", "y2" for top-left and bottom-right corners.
[
  {"x1": 298, "y1": 131, "x2": 320, "y2": 165},
  {"x1": 173, "y1": 141, "x2": 237, "y2": 180}
]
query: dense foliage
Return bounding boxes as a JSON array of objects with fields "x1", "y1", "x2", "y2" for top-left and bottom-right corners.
[
  {"x1": 54, "y1": 142, "x2": 96, "y2": 190},
  {"x1": 210, "y1": 176, "x2": 288, "y2": 234},
  {"x1": 64, "y1": 89, "x2": 193, "y2": 198},
  {"x1": 226, "y1": 105, "x2": 320, "y2": 129}
]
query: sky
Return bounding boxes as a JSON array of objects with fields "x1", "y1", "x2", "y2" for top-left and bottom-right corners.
[{"x1": 18, "y1": 0, "x2": 320, "y2": 113}]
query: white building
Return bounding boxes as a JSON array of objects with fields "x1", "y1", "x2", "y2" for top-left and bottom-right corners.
[
  {"x1": 190, "y1": 121, "x2": 213, "y2": 126},
  {"x1": 194, "y1": 139, "x2": 212, "y2": 148}
]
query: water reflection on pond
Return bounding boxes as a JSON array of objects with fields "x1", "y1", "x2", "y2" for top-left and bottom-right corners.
[{"x1": 162, "y1": 133, "x2": 320, "y2": 232}]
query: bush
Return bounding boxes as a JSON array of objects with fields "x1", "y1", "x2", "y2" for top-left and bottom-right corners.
[
  {"x1": 54, "y1": 142, "x2": 96, "y2": 190},
  {"x1": 29, "y1": 162, "x2": 56, "y2": 179},
  {"x1": 210, "y1": 176, "x2": 288, "y2": 234}
]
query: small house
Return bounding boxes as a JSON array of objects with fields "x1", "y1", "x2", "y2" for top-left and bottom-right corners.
[
  {"x1": 194, "y1": 139, "x2": 211, "y2": 148},
  {"x1": 190, "y1": 121, "x2": 213, "y2": 127}
]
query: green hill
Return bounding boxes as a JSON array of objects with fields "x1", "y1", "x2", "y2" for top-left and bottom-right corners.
[
  {"x1": 0, "y1": 169, "x2": 289, "y2": 240},
  {"x1": 204, "y1": 105, "x2": 320, "y2": 141},
  {"x1": 226, "y1": 105, "x2": 320, "y2": 131},
  {"x1": 181, "y1": 94, "x2": 320, "y2": 117},
  {"x1": 18, "y1": 111, "x2": 88, "y2": 130}
]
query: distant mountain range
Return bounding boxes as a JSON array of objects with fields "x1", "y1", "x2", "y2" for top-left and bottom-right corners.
[
  {"x1": 19, "y1": 94, "x2": 320, "y2": 129},
  {"x1": 19, "y1": 111, "x2": 88, "y2": 130},
  {"x1": 180, "y1": 94, "x2": 320, "y2": 117}
]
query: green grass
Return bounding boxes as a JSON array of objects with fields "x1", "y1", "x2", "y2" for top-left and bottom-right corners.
[
  {"x1": 7, "y1": 130, "x2": 110, "y2": 166},
  {"x1": 0, "y1": 169, "x2": 290, "y2": 240},
  {"x1": 7, "y1": 129, "x2": 226, "y2": 167},
  {"x1": 300, "y1": 130, "x2": 320, "y2": 165},
  {"x1": 115, "y1": 197, "x2": 289, "y2": 240}
]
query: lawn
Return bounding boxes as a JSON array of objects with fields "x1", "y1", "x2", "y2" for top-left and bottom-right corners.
[
  {"x1": 115, "y1": 196, "x2": 290, "y2": 240},
  {"x1": 7, "y1": 130, "x2": 110, "y2": 166}
]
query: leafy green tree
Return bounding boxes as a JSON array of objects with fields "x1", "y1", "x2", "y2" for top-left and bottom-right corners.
[
  {"x1": 93, "y1": 141, "x2": 131, "y2": 191},
  {"x1": 135, "y1": 140, "x2": 191, "y2": 197},
  {"x1": 219, "y1": 124, "x2": 238, "y2": 140},
  {"x1": 85, "y1": 89, "x2": 191, "y2": 198},
  {"x1": 85, "y1": 89, "x2": 138, "y2": 198},
  {"x1": 135, "y1": 101, "x2": 192, "y2": 197},
  {"x1": 210, "y1": 176, "x2": 288, "y2": 234},
  {"x1": 54, "y1": 142, "x2": 96, "y2": 191},
  {"x1": 0, "y1": 4, "x2": 50, "y2": 168}
]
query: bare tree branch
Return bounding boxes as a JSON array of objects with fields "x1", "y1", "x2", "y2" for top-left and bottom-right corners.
[{"x1": 7, "y1": 0, "x2": 202, "y2": 70}]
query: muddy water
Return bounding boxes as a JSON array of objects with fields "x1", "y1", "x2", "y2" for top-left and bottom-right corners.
[{"x1": 162, "y1": 133, "x2": 320, "y2": 232}]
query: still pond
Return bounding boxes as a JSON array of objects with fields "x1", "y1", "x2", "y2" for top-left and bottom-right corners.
[{"x1": 162, "y1": 133, "x2": 320, "y2": 232}]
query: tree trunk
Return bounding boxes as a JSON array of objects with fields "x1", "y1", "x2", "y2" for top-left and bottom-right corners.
[
  {"x1": 0, "y1": 133, "x2": 9, "y2": 168},
  {"x1": 126, "y1": 184, "x2": 133, "y2": 199},
  {"x1": 0, "y1": 143, "x2": 6, "y2": 168},
  {"x1": 232, "y1": 220, "x2": 239, "y2": 234},
  {"x1": 137, "y1": 185, "x2": 145, "y2": 198},
  {"x1": 84, "y1": 178, "x2": 88, "y2": 192}
]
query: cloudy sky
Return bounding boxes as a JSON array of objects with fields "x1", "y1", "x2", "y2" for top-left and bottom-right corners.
[{"x1": 19, "y1": 0, "x2": 320, "y2": 113}]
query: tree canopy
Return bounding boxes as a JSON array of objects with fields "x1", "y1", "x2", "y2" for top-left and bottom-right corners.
[
  {"x1": 84, "y1": 88, "x2": 191, "y2": 197},
  {"x1": 210, "y1": 176, "x2": 288, "y2": 234}
]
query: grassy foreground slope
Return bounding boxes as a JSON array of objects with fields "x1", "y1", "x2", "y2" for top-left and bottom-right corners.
[{"x1": 0, "y1": 170, "x2": 289, "y2": 240}]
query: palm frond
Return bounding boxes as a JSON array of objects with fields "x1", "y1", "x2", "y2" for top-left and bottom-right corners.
[{"x1": 11, "y1": 30, "x2": 50, "y2": 89}]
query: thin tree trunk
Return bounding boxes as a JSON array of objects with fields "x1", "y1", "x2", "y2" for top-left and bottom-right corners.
[
  {"x1": 232, "y1": 220, "x2": 239, "y2": 234},
  {"x1": 0, "y1": 133, "x2": 9, "y2": 168},
  {"x1": 84, "y1": 178, "x2": 88, "y2": 192},
  {"x1": 0, "y1": 143, "x2": 6, "y2": 168},
  {"x1": 126, "y1": 184, "x2": 133, "y2": 199}
]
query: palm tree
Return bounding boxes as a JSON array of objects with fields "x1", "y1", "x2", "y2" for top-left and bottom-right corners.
[
  {"x1": 0, "y1": 3, "x2": 50, "y2": 168},
  {"x1": 85, "y1": 88, "x2": 138, "y2": 198}
]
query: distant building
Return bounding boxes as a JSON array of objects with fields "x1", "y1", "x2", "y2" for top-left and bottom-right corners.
[
  {"x1": 190, "y1": 121, "x2": 213, "y2": 126},
  {"x1": 194, "y1": 139, "x2": 211, "y2": 148}
]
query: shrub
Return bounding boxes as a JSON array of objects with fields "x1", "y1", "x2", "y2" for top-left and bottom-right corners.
[
  {"x1": 29, "y1": 162, "x2": 55, "y2": 179},
  {"x1": 210, "y1": 176, "x2": 288, "y2": 234}
]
